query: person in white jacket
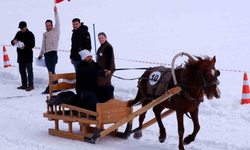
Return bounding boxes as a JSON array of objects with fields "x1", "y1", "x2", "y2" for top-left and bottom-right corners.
[{"x1": 38, "y1": 6, "x2": 60, "y2": 94}]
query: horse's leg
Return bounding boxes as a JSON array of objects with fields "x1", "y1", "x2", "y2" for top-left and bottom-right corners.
[
  {"x1": 133, "y1": 100, "x2": 151, "y2": 139},
  {"x1": 153, "y1": 105, "x2": 166, "y2": 143},
  {"x1": 176, "y1": 111, "x2": 185, "y2": 150},
  {"x1": 184, "y1": 108, "x2": 200, "y2": 145}
]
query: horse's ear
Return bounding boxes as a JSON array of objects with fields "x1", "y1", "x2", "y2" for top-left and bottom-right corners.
[{"x1": 213, "y1": 56, "x2": 216, "y2": 63}]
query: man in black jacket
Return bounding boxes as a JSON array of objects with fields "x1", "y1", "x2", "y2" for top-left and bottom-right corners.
[
  {"x1": 70, "y1": 18, "x2": 91, "y2": 71},
  {"x1": 76, "y1": 50, "x2": 114, "y2": 111},
  {"x1": 11, "y1": 21, "x2": 35, "y2": 91}
]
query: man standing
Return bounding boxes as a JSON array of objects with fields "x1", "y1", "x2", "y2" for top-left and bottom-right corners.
[
  {"x1": 38, "y1": 6, "x2": 60, "y2": 94},
  {"x1": 76, "y1": 50, "x2": 113, "y2": 111},
  {"x1": 11, "y1": 21, "x2": 35, "y2": 91},
  {"x1": 70, "y1": 18, "x2": 91, "y2": 71}
]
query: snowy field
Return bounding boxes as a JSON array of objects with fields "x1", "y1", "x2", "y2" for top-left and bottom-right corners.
[{"x1": 0, "y1": 0, "x2": 250, "y2": 150}]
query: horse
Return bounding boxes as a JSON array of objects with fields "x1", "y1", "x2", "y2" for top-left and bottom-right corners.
[{"x1": 128, "y1": 53, "x2": 221, "y2": 150}]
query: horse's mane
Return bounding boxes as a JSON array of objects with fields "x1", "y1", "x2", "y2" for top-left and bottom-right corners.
[{"x1": 183, "y1": 56, "x2": 215, "y2": 85}]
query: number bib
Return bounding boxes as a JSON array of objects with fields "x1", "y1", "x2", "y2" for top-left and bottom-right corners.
[{"x1": 149, "y1": 71, "x2": 161, "y2": 85}]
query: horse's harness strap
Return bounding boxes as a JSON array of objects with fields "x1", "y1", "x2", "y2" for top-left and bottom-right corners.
[
  {"x1": 181, "y1": 89, "x2": 204, "y2": 103},
  {"x1": 180, "y1": 69, "x2": 204, "y2": 103}
]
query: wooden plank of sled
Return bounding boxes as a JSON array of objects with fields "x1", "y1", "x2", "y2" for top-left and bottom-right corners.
[
  {"x1": 51, "y1": 73, "x2": 76, "y2": 81},
  {"x1": 49, "y1": 72, "x2": 76, "y2": 97},
  {"x1": 49, "y1": 129, "x2": 85, "y2": 141},
  {"x1": 142, "y1": 109, "x2": 175, "y2": 130},
  {"x1": 43, "y1": 113, "x2": 97, "y2": 124},
  {"x1": 51, "y1": 83, "x2": 76, "y2": 91},
  {"x1": 59, "y1": 104, "x2": 97, "y2": 116},
  {"x1": 97, "y1": 100, "x2": 131, "y2": 124},
  {"x1": 98, "y1": 86, "x2": 181, "y2": 138}
]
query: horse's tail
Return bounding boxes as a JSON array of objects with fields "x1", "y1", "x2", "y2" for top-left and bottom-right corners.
[{"x1": 127, "y1": 91, "x2": 142, "y2": 107}]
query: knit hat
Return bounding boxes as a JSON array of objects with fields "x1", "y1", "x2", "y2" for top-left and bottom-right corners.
[{"x1": 79, "y1": 50, "x2": 92, "y2": 60}]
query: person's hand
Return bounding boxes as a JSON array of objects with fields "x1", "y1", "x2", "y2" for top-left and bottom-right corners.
[
  {"x1": 71, "y1": 59, "x2": 73, "y2": 64},
  {"x1": 13, "y1": 39, "x2": 17, "y2": 44},
  {"x1": 54, "y1": 6, "x2": 57, "y2": 13},
  {"x1": 38, "y1": 55, "x2": 42, "y2": 60},
  {"x1": 104, "y1": 69, "x2": 111, "y2": 76},
  {"x1": 20, "y1": 46, "x2": 24, "y2": 49}
]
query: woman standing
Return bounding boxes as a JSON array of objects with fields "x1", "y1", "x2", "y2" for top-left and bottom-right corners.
[{"x1": 97, "y1": 32, "x2": 115, "y2": 86}]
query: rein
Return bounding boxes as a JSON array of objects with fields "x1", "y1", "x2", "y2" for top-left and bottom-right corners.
[
  {"x1": 111, "y1": 68, "x2": 208, "y2": 89},
  {"x1": 110, "y1": 68, "x2": 149, "y2": 71},
  {"x1": 110, "y1": 67, "x2": 149, "y2": 81},
  {"x1": 112, "y1": 75, "x2": 141, "y2": 80}
]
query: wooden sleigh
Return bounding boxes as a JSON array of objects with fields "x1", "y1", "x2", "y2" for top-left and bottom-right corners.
[{"x1": 43, "y1": 72, "x2": 180, "y2": 143}]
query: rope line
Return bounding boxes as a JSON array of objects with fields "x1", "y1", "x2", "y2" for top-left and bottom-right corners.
[{"x1": 1, "y1": 44, "x2": 249, "y2": 73}]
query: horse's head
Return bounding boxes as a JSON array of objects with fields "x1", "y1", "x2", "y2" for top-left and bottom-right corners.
[
  {"x1": 198, "y1": 56, "x2": 221, "y2": 100},
  {"x1": 185, "y1": 56, "x2": 221, "y2": 100}
]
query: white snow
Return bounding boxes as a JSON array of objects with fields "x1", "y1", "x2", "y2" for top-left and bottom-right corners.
[{"x1": 0, "y1": 0, "x2": 250, "y2": 150}]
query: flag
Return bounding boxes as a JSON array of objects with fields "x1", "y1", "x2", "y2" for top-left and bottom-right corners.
[{"x1": 55, "y1": 0, "x2": 70, "y2": 4}]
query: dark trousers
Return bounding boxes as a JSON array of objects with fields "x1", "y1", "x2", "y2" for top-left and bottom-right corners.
[
  {"x1": 98, "y1": 74, "x2": 114, "y2": 99},
  {"x1": 73, "y1": 60, "x2": 81, "y2": 72},
  {"x1": 78, "y1": 85, "x2": 114, "y2": 111},
  {"x1": 19, "y1": 62, "x2": 33, "y2": 87},
  {"x1": 45, "y1": 51, "x2": 58, "y2": 84}
]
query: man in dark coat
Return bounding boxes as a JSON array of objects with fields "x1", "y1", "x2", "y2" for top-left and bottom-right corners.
[
  {"x1": 76, "y1": 50, "x2": 114, "y2": 111},
  {"x1": 11, "y1": 21, "x2": 35, "y2": 91},
  {"x1": 70, "y1": 18, "x2": 91, "y2": 71}
]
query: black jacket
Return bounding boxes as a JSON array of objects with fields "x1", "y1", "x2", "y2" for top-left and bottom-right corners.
[
  {"x1": 70, "y1": 24, "x2": 92, "y2": 61},
  {"x1": 11, "y1": 29, "x2": 35, "y2": 63},
  {"x1": 76, "y1": 61, "x2": 105, "y2": 93}
]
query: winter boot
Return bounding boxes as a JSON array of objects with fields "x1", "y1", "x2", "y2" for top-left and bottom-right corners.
[{"x1": 42, "y1": 86, "x2": 49, "y2": 94}]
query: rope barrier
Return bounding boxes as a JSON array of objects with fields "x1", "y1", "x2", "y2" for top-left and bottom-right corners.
[{"x1": 1, "y1": 44, "x2": 249, "y2": 73}]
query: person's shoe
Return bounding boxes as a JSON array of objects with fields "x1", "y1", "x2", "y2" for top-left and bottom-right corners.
[
  {"x1": 42, "y1": 86, "x2": 49, "y2": 94},
  {"x1": 42, "y1": 91, "x2": 49, "y2": 94},
  {"x1": 26, "y1": 86, "x2": 34, "y2": 91},
  {"x1": 17, "y1": 86, "x2": 27, "y2": 90}
]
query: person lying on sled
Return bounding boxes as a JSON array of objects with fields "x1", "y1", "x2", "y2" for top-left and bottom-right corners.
[{"x1": 76, "y1": 50, "x2": 114, "y2": 111}]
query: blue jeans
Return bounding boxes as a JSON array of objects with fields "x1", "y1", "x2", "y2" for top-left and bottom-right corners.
[
  {"x1": 73, "y1": 60, "x2": 81, "y2": 72},
  {"x1": 78, "y1": 85, "x2": 114, "y2": 111},
  {"x1": 19, "y1": 62, "x2": 33, "y2": 87},
  {"x1": 45, "y1": 51, "x2": 58, "y2": 84}
]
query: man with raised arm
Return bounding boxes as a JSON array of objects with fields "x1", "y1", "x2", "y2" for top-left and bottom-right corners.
[{"x1": 38, "y1": 6, "x2": 60, "y2": 94}]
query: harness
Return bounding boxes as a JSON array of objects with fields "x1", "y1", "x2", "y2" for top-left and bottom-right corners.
[
  {"x1": 178, "y1": 66, "x2": 219, "y2": 104},
  {"x1": 179, "y1": 69, "x2": 204, "y2": 104},
  {"x1": 111, "y1": 66, "x2": 219, "y2": 104}
]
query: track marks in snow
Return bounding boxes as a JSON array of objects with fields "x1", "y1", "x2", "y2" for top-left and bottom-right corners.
[{"x1": 0, "y1": 135, "x2": 59, "y2": 150}]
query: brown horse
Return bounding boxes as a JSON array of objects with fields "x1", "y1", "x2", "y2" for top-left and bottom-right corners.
[{"x1": 128, "y1": 54, "x2": 221, "y2": 150}]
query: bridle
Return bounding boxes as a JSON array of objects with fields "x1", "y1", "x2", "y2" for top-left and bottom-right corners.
[
  {"x1": 199, "y1": 66, "x2": 220, "y2": 92},
  {"x1": 178, "y1": 66, "x2": 220, "y2": 104}
]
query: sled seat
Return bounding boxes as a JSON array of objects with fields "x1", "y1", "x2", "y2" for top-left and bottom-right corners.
[{"x1": 43, "y1": 72, "x2": 133, "y2": 143}]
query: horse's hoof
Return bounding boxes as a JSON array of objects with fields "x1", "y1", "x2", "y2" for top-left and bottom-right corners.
[
  {"x1": 158, "y1": 132, "x2": 166, "y2": 143},
  {"x1": 133, "y1": 130, "x2": 142, "y2": 139},
  {"x1": 159, "y1": 137, "x2": 166, "y2": 143},
  {"x1": 121, "y1": 133, "x2": 129, "y2": 139},
  {"x1": 184, "y1": 135, "x2": 193, "y2": 145},
  {"x1": 178, "y1": 146, "x2": 185, "y2": 150}
]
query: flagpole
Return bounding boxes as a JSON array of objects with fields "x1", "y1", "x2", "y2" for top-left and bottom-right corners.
[{"x1": 93, "y1": 24, "x2": 97, "y2": 61}]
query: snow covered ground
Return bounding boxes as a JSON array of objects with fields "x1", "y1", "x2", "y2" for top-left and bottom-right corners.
[{"x1": 0, "y1": 0, "x2": 250, "y2": 150}]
